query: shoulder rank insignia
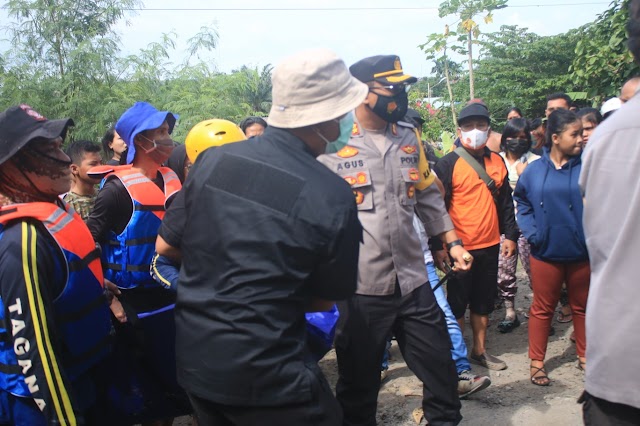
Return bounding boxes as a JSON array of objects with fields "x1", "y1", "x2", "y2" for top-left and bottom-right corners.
[
  {"x1": 344, "y1": 176, "x2": 356, "y2": 185},
  {"x1": 337, "y1": 146, "x2": 359, "y2": 158},
  {"x1": 401, "y1": 145, "x2": 417, "y2": 154},
  {"x1": 352, "y1": 122, "x2": 361, "y2": 136},
  {"x1": 408, "y1": 168, "x2": 419, "y2": 181},
  {"x1": 354, "y1": 190, "x2": 364, "y2": 205}
]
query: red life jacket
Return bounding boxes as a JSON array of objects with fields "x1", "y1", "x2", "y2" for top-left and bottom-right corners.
[
  {"x1": 0, "y1": 202, "x2": 112, "y2": 396},
  {"x1": 100, "y1": 167, "x2": 181, "y2": 289}
]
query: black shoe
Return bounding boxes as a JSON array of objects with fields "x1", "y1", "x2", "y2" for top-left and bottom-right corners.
[{"x1": 497, "y1": 315, "x2": 520, "y2": 333}]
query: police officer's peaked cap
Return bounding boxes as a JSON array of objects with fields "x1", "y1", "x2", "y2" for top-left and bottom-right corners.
[{"x1": 350, "y1": 55, "x2": 417, "y2": 85}]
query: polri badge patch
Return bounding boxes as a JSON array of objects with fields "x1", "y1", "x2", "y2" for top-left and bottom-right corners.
[
  {"x1": 337, "y1": 146, "x2": 359, "y2": 158},
  {"x1": 401, "y1": 145, "x2": 417, "y2": 154}
]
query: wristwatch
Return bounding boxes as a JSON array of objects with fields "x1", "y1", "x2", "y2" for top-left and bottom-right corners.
[{"x1": 446, "y1": 239, "x2": 464, "y2": 251}]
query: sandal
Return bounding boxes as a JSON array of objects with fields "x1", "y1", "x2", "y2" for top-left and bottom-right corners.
[
  {"x1": 497, "y1": 315, "x2": 520, "y2": 333},
  {"x1": 530, "y1": 364, "x2": 551, "y2": 386},
  {"x1": 577, "y1": 359, "x2": 586, "y2": 372},
  {"x1": 557, "y1": 311, "x2": 573, "y2": 324}
]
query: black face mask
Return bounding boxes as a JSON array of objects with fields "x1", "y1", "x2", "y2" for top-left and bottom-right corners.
[
  {"x1": 370, "y1": 90, "x2": 408, "y2": 123},
  {"x1": 504, "y1": 138, "x2": 531, "y2": 157}
]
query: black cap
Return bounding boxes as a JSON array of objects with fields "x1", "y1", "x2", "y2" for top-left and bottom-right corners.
[
  {"x1": 405, "y1": 108, "x2": 425, "y2": 126},
  {"x1": 350, "y1": 55, "x2": 418, "y2": 85},
  {"x1": 457, "y1": 103, "x2": 490, "y2": 125},
  {"x1": 0, "y1": 105, "x2": 74, "y2": 166}
]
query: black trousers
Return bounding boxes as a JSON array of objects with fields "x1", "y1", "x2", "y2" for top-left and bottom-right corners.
[
  {"x1": 335, "y1": 283, "x2": 462, "y2": 426},
  {"x1": 187, "y1": 366, "x2": 342, "y2": 426},
  {"x1": 581, "y1": 391, "x2": 640, "y2": 426}
]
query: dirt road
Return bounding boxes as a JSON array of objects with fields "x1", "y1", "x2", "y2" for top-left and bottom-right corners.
[{"x1": 318, "y1": 270, "x2": 585, "y2": 426}]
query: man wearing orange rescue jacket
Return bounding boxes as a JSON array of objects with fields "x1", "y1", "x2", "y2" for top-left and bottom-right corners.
[{"x1": 433, "y1": 103, "x2": 519, "y2": 372}]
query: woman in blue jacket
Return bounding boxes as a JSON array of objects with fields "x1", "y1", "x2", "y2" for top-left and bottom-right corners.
[{"x1": 514, "y1": 109, "x2": 589, "y2": 386}]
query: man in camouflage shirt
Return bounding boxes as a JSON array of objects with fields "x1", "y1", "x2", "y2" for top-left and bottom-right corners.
[{"x1": 63, "y1": 140, "x2": 102, "y2": 221}]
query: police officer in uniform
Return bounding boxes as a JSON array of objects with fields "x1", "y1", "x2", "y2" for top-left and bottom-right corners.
[{"x1": 318, "y1": 55, "x2": 472, "y2": 426}]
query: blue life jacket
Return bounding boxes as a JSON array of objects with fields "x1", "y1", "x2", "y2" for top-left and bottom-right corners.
[
  {"x1": 100, "y1": 167, "x2": 181, "y2": 290},
  {"x1": 0, "y1": 202, "x2": 112, "y2": 397}
]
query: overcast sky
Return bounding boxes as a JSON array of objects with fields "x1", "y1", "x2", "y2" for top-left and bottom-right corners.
[{"x1": 1, "y1": 0, "x2": 610, "y2": 77}]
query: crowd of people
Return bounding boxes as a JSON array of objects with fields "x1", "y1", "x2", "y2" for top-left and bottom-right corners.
[{"x1": 0, "y1": 2, "x2": 639, "y2": 426}]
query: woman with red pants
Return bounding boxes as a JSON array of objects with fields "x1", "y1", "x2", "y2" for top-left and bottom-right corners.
[{"x1": 513, "y1": 109, "x2": 588, "y2": 386}]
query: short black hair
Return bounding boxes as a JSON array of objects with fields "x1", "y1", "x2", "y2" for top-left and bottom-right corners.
[
  {"x1": 528, "y1": 117, "x2": 543, "y2": 130},
  {"x1": 239, "y1": 116, "x2": 268, "y2": 134},
  {"x1": 576, "y1": 108, "x2": 603, "y2": 126},
  {"x1": 506, "y1": 107, "x2": 523, "y2": 118},
  {"x1": 501, "y1": 118, "x2": 532, "y2": 152},
  {"x1": 546, "y1": 92, "x2": 573, "y2": 107},
  {"x1": 65, "y1": 140, "x2": 101, "y2": 165},
  {"x1": 101, "y1": 128, "x2": 115, "y2": 158},
  {"x1": 546, "y1": 109, "x2": 579, "y2": 148}
]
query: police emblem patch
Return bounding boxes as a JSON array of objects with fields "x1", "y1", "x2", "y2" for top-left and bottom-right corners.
[
  {"x1": 401, "y1": 145, "x2": 417, "y2": 154},
  {"x1": 408, "y1": 168, "x2": 419, "y2": 181},
  {"x1": 337, "y1": 146, "x2": 359, "y2": 158},
  {"x1": 354, "y1": 190, "x2": 364, "y2": 205},
  {"x1": 344, "y1": 176, "x2": 356, "y2": 185},
  {"x1": 356, "y1": 172, "x2": 367, "y2": 184}
]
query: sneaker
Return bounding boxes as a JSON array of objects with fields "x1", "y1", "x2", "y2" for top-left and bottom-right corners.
[
  {"x1": 458, "y1": 370, "x2": 491, "y2": 399},
  {"x1": 470, "y1": 352, "x2": 507, "y2": 371}
]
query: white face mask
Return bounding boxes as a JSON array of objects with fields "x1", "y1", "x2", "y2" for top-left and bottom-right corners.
[{"x1": 460, "y1": 128, "x2": 489, "y2": 150}]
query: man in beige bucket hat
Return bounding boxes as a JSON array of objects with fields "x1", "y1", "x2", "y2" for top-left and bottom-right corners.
[{"x1": 157, "y1": 48, "x2": 367, "y2": 425}]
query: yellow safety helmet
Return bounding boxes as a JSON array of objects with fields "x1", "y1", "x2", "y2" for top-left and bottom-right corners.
[{"x1": 185, "y1": 119, "x2": 247, "y2": 163}]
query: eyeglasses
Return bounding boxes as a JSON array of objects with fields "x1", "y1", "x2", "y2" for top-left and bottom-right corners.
[{"x1": 369, "y1": 84, "x2": 411, "y2": 95}]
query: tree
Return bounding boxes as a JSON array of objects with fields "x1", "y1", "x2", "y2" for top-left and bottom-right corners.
[
  {"x1": 419, "y1": 31, "x2": 460, "y2": 125},
  {"x1": 438, "y1": 0, "x2": 508, "y2": 100},
  {"x1": 473, "y1": 25, "x2": 581, "y2": 122},
  {"x1": 231, "y1": 65, "x2": 273, "y2": 115},
  {"x1": 2, "y1": 0, "x2": 140, "y2": 137},
  {"x1": 431, "y1": 57, "x2": 463, "y2": 81},
  {"x1": 4, "y1": 0, "x2": 140, "y2": 78},
  {"x1": 570, "y1": 0, "x2": 640, "y2": 100}
]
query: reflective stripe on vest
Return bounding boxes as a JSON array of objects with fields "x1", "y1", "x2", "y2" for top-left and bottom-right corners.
[
  {"x1": 0, "y1": 202, "x2": 112, "y2": 396},
  {"x1": 101, "y1": 167, "x2": 182, "y2": 289}
]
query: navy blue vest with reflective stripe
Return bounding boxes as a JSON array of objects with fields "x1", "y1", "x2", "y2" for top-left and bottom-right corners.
[
  {"x1": 0, "y1": 202, "x2": 112, "y2": 397},
  {"x1": 101, "y1": 168, "x2": 181, "y2": 290}
]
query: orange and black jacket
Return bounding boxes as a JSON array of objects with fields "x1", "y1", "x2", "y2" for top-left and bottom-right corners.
[{"x1": 433, "y1": 147, "x2": 519, "y2": 250}]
